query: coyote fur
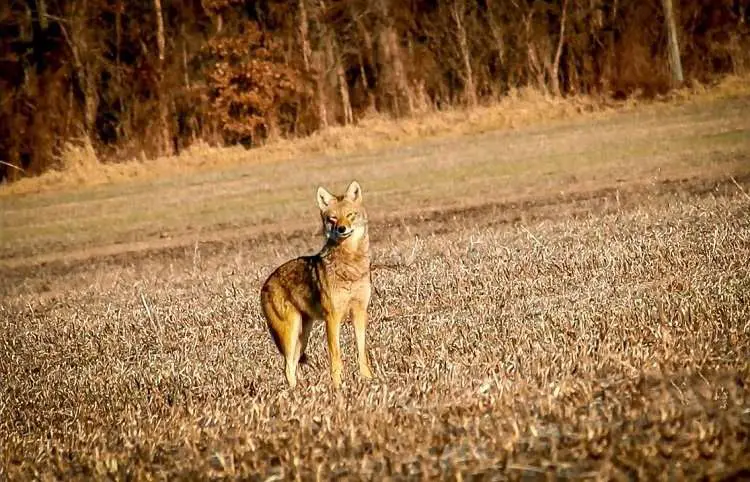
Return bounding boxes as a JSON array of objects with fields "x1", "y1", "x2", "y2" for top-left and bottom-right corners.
[{"x1": 260, "y1": 181, "x2": 373, "y2": 388}]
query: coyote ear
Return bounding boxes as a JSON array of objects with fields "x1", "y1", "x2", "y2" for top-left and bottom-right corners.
[
  {"x1": 345, "y1": 181, "x2": 362, "y2": 203},
  {"x1": 317, "y1": 186, "x2": 336, "y2": 210}
]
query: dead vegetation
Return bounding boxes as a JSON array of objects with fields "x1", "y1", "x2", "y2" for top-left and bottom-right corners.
[
  {"x1": 4, "y1": 0, "x2": 749, "y2": 181},
  {"x1": 2, "y1": 74, "x2": 749, "y2": 197},
  {"x1": 1, "y1": 94, "x2": 749, "y2": 480},
  {"x1": 1, "y1": 179, "x2": 748, "y2": 480}
]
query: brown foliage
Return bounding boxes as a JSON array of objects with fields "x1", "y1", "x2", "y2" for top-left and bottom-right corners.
[{"x1": 201, "y1": 24, "x2": 313, "y2": 146}]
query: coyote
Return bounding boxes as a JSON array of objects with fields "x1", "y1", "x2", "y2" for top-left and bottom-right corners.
[{"x1": 260, "y1": 181, "x2": 374, "y2": 388}]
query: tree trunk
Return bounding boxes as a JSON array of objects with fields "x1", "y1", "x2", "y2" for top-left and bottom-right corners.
[
  {"x1": 451, "y1": 0, "x2": 477, "y2": 107},
  {"x1": 115, "y1": 0, "x2": 122, "y2": 86},
  {"x1": 485, "y1": 0, "x2": 505, "y2": 79},
  {"x1": 358, "y1": 51, "x2": 376, "y2": 113},
  {"x1": 310, "y1": 0, "x2": 330, "y2": 129},
  {"x1": 181, "y1": 25, "x2": 190, "y2": 88},
  {"x1": 153, "y1": 0, "x2": 172, "y2": 156},
  {"x1": 376, "y1": 0, "x2": 413, "y2": 116},
  {"x1": 524, "y1": 12, "x2": 546, "y2": 93},
  {"x1": 550, "y1": 0, "x2": 568, "y2": 96},
  {"x1": 28, "y1": 0, "x2": 48, "y2": 72},
  {"x1": 661, "y1": 0, "x2": 684, "y2": 84},
  {"x1": 377, "y1": 26, "x2": 414, "y2": 116},
  {"x1": 326, "y1": 34, "x2": 353, "y2": 125},
  {"x1": 298, "y1": 0, "x2": 312, "y2": 72},
  {"x1": 353, "y1": 12, "x2": 376, "y2": 113},
  {"x1": 337, "y1": 62, "x2": 353, "y2": 125},
  {"x1": 299, "y1": 0, "x2": 329, "y2": 128},
  {"x1": 390, "y1": 27, "x2": 414, "y2": 116},
  {"x1": 59, "y1": 1, "x2": 99, "y2": 135}
]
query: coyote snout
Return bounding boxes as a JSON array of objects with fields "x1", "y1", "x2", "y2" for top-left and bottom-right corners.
[
  {"x1": 260, "y1": 181, "x2": 374, "y2": 389},
  {"x1": 323, "y1": 210, "x2": 362, "y2": 240}
]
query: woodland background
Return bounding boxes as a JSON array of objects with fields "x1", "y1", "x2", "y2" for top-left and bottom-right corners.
[{"x1": 1, "y1": 0, "x2": 749, "y2": 182}]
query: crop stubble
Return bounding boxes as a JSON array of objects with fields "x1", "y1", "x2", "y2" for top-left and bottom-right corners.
[{"x1": 1, "y1": 97, "x2": 749, "y2": 480}]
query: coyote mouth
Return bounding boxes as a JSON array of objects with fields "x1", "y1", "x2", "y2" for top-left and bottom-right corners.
[
  {"x1": 326, "y1": 220, "x2": 365, "y2": 241},
  {"x1": 333, "y1": 230, "x2": 353, "y2": 240}
]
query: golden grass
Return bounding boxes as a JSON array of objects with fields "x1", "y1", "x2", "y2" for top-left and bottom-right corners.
[
  {"x1": 2, "y1": 88, "x2": 748, "y2": 270},
  {"x1": 1, "y1": 180, "x2": 749, "y2": 479},
  {"x1": 3, "y1": 74, "x2": 750, "y2": 198}
]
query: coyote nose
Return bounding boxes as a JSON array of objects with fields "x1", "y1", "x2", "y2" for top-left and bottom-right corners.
[{"x1": 336, "y1": 225, "x2": 347, "y2": 234}]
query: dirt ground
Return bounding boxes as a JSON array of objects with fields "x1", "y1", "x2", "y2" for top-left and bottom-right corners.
[{"x1": 1, "y1": 93, "x2": 749, "y2": 480}]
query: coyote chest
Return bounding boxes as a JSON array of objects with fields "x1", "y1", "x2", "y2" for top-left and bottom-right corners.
[
  {"x1": 321, "y1": 245, "x2": 370, "y2": 283},
  {"x1": 317, "y1": 248, "x2": 371, "y2": 312}
]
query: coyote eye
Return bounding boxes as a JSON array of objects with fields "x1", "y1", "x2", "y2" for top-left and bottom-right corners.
[{"x1": 347, "y1": 212, "x2": 356, "y2": 220}]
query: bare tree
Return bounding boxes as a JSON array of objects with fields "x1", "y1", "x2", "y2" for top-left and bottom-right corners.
[
  {"x1": 153, "y1": 0, "x2": 172, "y2": 155},
  {"x1": 316, "y1": 0, "x2": 352, "y2": 126},
  {"x1": 550, "y1": 0, "x2": 569, "y2": 96},
  {"x1": 298, "y1": 0, "x2": 329, "y2": 128},
  {"x1": 661, "y1": 0, "x2": 684, "y2": 84},
  {"x1": 59, "y1": 0, "x2": 100, "y2": 135},
  {"x1": 351, "y1": 5, "x2": 376, "y2": 113},
  {"x1": 520, "y1": 6, "x2": 547, "y2": 93},
  {"x1": 307, "y1": 0, "x2": 331, "y2": 128},
  {"x1": 485, "y1": 0, "x2": 506, "y2": 73},
  {"x1": 327, "y1": 32, "x2": 353, "y2": 125},
  {"x1": 298, "y1": 0, "x2": 312, "y2": 72},
  {"x1": 376, "y1": 0, "x2": 414, "y2": 116},
  {"x1": 451, "y1": 0, "x2": 477, "y2": 106}
]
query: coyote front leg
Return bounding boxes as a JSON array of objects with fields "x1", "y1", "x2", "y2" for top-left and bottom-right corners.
[
  {"x1": 325, "y1": 311, "x2": 344, "y2": 388},
  {"x1": 351, "y1": 303, "x2": 373, "y2": 379}
]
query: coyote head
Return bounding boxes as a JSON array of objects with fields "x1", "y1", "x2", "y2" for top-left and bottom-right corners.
[{"x1": 316, "y1": 181, "x2": 368, "y2": 243}]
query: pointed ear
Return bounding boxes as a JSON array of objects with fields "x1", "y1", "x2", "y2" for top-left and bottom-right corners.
[
  {"x1": 316, "y1": 186, "x2": 336, "y2": 211},
  {"x1": 345, "y1": 181, "x2": 362, "y2": 203}
]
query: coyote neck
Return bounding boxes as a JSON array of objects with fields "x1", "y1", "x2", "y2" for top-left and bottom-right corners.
[{"x1": 320, "y1": 231, "x2": 370, "y2": 283}]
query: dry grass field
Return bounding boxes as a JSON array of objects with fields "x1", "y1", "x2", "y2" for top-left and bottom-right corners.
[{"x1": 1, "y1": 91, "x2": 750, "y2": 480}]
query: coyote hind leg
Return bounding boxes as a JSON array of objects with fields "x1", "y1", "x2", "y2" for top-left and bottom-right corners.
[
  {"x1": 281, "y1": 312, "x2": 303, "y2": 388},
  {"x1": 263, "y1": 297, "x2": 303, "y2": 388},
  {"x1": 298, "y1": 315, "x2": 314, "y2": 366}
]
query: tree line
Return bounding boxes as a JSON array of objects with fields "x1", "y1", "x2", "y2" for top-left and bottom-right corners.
[{"x1": 1, "y1": 0, "x2": 748, "y2": 182}]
